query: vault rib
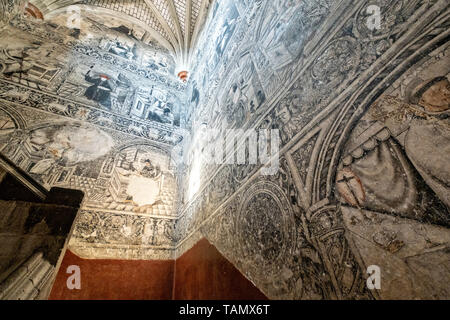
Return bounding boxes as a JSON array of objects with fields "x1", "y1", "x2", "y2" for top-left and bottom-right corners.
[
  {"x1": 144, "y1": 0, "x2": 181, "y2": 57},
  {"x1": 166, "y1": 0, "x2": 185, "y2": 61},
  {"x1": 184, "y1": 0, "x2": 192, "y2": 56}
]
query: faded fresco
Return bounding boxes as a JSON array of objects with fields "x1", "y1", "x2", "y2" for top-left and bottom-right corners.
[
  {"x1": 0, "y1": 103, "x2": 179, "y2": 259},
  {"x1": 0, "y1": 16, "x2": 184, "y2": 127},
  {"x1": 0, "y1": 0, "x2": 449, "y2": 300},
  {"x1": 177, "y1": 0, "x2": 450, "y2": 300},
  {"x1": 336, "y1": 50, "x2": 450, "y2": 299},
  {"x1": 0, "y1": 5, "x2": 182, "y2": 260}
]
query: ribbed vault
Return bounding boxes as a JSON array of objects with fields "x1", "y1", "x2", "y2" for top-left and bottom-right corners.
[{"x1": 29, "y1": 0, "x2": 213, "y2": 69}]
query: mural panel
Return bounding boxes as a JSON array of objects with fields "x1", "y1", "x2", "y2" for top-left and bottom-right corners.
[
  {"x1": 0, "y1": 16, "x2": 185, "y2": 128},
  {"x1": 178, "y1": 0, "x2": 450, "y2": 300}
]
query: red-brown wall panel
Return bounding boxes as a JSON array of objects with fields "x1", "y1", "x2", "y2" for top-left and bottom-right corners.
[
  {"x1": 173, "y1": 239, "x2": 267, "y2": 300},
  {"x1": 49, "y1": 250, "x2": 174, "y2": 300},
  {"x1": 50, "y1": 239, "x2": 267, "y2": 300}
]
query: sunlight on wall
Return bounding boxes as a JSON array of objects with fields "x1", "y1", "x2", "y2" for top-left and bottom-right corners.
[
  {"x1": 188, "y1": 154, "x2": 202, "y2": 202},
  {"x1": 187, "y1": 123, "x2": 209, "y2": 201}
]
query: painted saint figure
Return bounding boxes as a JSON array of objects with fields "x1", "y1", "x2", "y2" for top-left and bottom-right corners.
[
  {"x1": 402, "y1": 76, "x2": 450, "y2": 207},
  {"x1": 147, "y1": 100, "x2": 174, "y2": 125},
  {"x1": 84, "y1": 67, "x2": 113, "y2": 109}
]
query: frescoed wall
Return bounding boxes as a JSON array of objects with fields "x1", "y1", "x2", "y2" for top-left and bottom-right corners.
[
  {"x1": 0, "y1": 12, "x2": 182, "y2": 260},
  {"x1": 177, "y1": 0, "x2": 450, "y2": 300}
]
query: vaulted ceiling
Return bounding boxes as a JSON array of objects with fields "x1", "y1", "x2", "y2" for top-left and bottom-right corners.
[{"x1": 29, "y1": 0, "x2": 213, "y2": 67}]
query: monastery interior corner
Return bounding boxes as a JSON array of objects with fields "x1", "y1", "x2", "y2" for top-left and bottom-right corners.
[{"x1": 0, "y1": 0, "x2": 449, "y2": 301}]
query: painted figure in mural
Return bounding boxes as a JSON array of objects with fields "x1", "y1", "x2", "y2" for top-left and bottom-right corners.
[
  {"x1": 191, "y1": 82, "x2": 200, "y2": 109},
  {"x1": 224, "y1": 83, "x2": 241, "y2": 125},
  {"x1": 216, "y1": 19, "x2": 235, "y2": 57},
  {"x1": 158, "y1": 56, "x2": 168, "y2": 69},
  {"x1": 84, "y1": 67, "x2": 113, "y2": 109},
  {"x1": 140, "y1": 159, "x2": 161, "y2": 179},
  {"x1": 258, "y1": 1, "x2": 305, "y2": 69},
  {"x1": 218, "y1": 52, "x2": 266, "y2": 127},
  {"x1": 337, "y1": 75, "x2": 450, "y2": 226},
  {"x1": 19, "y1": 124, "x2": 114, "y2": 183},
  {"x1": 410, "y1": 76, "x2": 450, "y2": 112},
  {"x1": 147, "y1": 100, "x2": 174, "y2": 125},
  {"x1": 400, "y1": 76, "x2": 450, "y2": 206},
  {"x1": 275, "y1": 100, "x2": 298, "y2": 143},
  {"x1": 238, "y1": 54, "x2": 266, "y2": 114}
]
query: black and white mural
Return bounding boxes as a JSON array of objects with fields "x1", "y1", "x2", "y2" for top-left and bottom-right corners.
[
  {"x1": 178, "y1": 0, "x2": 450, "y2": 300},
  {"x1": 0, "y1": 0, "x2": 449, "y2": 299}
]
